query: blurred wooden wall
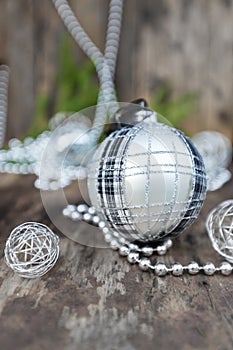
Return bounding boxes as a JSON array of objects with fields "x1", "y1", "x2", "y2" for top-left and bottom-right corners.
[{"x1": 0, "y1": 0, "x2": 232, "y2": 140}]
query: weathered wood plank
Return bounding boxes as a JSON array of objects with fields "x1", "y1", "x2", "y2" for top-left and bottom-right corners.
[
  {"x1": 0, "y1": 168, "x2": 232, "y2": 350},
  {"x1": 0, "y1": 0, "x2": 7, "y2": 63},
  {"x1": 4, "y1": 0, "x2": 35, "y2": 140},
  {"x1": 117, "y1": 0, "x2": 233, "y2": 139}
]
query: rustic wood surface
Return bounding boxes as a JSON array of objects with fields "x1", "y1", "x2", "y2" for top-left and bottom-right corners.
[
  {"x1": 0, "y1": 167, "x2": 233, "y2": 350},
  {"x1": 0, "y1": 0, "x2": 233, "y2": 139}
]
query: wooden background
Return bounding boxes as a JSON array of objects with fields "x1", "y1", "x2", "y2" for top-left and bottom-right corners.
[
  {"x1": 0, "y1": 167, "x2": 233, "y2": 350},
  {"x1": 0, "y1": 0, "x2": 232, "y2": 140}
]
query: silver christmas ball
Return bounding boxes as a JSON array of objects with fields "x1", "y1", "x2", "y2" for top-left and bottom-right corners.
[{"x1": 88, "y1": 121, "x2": 207, "y2": 242}]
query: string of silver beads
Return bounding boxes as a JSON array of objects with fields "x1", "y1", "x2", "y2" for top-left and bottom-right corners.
[
  {"x1": 63, "y1": 204, "x2": 233, "y2": 277},
  {"x1": 63, "y1": 204, "x2": 173, "y2": 255}
]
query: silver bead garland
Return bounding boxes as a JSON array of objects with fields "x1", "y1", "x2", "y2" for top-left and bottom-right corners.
[{"x1": 63, "y1": 204, "x2": 233, "y2": 277}]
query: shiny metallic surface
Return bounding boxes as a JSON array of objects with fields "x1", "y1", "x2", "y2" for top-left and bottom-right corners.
[
  {"x1": 119, "y1": 245, "x2": 130, "y2": 256},
  {"x1": 138, "y1": 258, "x2": 151, "y2": 271},
  {"x1": 113, "y1": 101, "x2": 156, "y2": 128},
  {"x1": 187, "y1": 261, "x2": 200, "y2": 275},
  {"x1": 203, "y1": 262, "x2": 216, "y2": 276},
  {"x1": 156, "y1": 245, "x2": 167, "y2": 256},
  {"x1": 88, "y1": 120, "x2": 207, "y2": 242},
  {"x1": 219, "y1": 261, "x2": 232, "y2": 276},
  {"x1": 154, "y1": 262, "x2": 167, "y2": 276},
  {"x1": 141, "y1": 246, "x2": 154, "y2": 257},
  {"x1": 206, "y1": 200, "x2": 233, "y2": 263},
  {"x1": 172, "y1": 263, "x2": 183, "y2": 276},
  {"x1": 110, "y1": 239, "x2": 119, "y2": 250},
  {"x1": 4, "y1": 222, "x2": 59, "y2": 279},
  {"x1": 127, "y1": 252, "x2": 139, "y2": 264}
]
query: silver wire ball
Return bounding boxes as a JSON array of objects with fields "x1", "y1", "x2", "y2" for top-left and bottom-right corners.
[
  {"x1": 4, "y1": 222, "x2": 60, "y2": 278},
  {"x1": 206, "y1": 200, "x2": 233, "y2": 263}
]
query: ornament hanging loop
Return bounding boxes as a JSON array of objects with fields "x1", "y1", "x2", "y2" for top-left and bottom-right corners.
[{"x1": 110, "y1": 98, "x2": 157, "y2": 133}]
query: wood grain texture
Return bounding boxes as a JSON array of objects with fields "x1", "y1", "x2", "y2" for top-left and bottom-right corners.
[
  {"x1": 0, "y1": 168, "x2": 233, "y2": 350},
  {"x1": 117, "y1": 0, "x2": 233, "y2": 139},
  {"x1": 4, "y1": 0, "x2": 35, "y2": 139},
  {"x1": 0, "y1": 0, "x2": 232, "y2": 139}
]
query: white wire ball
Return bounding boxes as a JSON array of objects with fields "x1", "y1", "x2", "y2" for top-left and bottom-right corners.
[
  {"x1": 206, "y1": 200, "x2": 233, "y2": 263},
  {"x1": 4, "y1": 222, "x2": 60, "y2": 278},
  {"x1": 88, "y1": 121, "x2": 207, "y2": 242}
]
